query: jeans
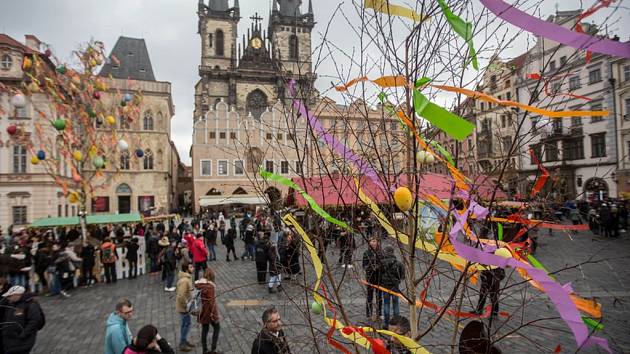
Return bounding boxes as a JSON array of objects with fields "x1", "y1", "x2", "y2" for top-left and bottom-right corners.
[
  {"x1": 165, "y1": 270, "x2": 175, "y2": 288},
  {"x1": 202, "y1": 321, "x2": 220, "y2": 352},
  {"x1": 180, "y1": 313, "x2": 191, "y2": 345},
  {"x1": 366, "y1": 284, "x2": 382, "y2": 318},
  {"x1": 383, "y1": 292, "x2": 400, "y2": 327},
  {"x1": 268, "y1": 274, "x2": 282, "y2": 289},
  {"x1": 128, "y1": 259, "x2": 137, "y2": 278},
  {"x1": 9, "y1": 274, "x2": 26, "y2": 287},
  {"x1": 241, "y1": 243, "x2": 255, "y2": 259},
  {"x1": 103, "y1": 263, "x2": 117, "y2": 283},
  {"x1": 207, "y1": 243, "x2": 216, "y2": 260},
  {"x1": 149, "y1": 255, "x2": 159, "y2": 273},
  {"x1": 194, "y1": 262, "x2": 207, "y2": 280},
  {"x1": 48, "y1": 271, "x2": 60, "y2": 295}
]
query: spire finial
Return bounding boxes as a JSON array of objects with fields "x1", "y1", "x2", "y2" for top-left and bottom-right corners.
[{"x1": 308, "y1": 0, "x2": 313, "y2": 14}]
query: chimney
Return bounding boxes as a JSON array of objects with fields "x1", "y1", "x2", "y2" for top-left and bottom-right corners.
[{"x1": 24, "y1": 35, "x2": 42, "y2": 52}]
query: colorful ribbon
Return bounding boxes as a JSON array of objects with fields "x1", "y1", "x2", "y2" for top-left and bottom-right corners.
[
  {"x1": 363, "y1": 0, "x2": 428, "y2": 22},
  {"x1": 529, "y1": 148, "x2": 550, "y2": 197},
  {"x1": 437, "y1": 0, "x2": 478, "y2": 70},
  {"x1": 260, "y1": 169, "x2": 351, "y2": 231},
  {"x1": 479, "y1": 0, "x2": 630, "y2": 59}
]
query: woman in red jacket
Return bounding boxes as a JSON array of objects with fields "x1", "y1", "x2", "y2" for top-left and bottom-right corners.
[
  {"x1": 195, "y1": 268, "x2": 221, "y2": 354},
  {"x1": 188, "y1": 233, "x2": 208, "y2": 280}
]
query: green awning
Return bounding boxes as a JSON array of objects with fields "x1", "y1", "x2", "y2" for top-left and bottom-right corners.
[{"x1": 31, "y1": 213, "x2": 142, "y2": 228}]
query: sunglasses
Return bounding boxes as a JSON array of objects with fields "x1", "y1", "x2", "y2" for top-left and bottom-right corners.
[{"x1": 122, "y1": 309, "x2": 134, "y2": 315}]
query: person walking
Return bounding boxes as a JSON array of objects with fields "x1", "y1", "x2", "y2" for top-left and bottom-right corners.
[
  {"x1": 475, "y1": 266, "x2": 506, "y2": 318},
  {"x1": 204, "y1": 224, "x2": 217, "y2": 262},
  {"x1": 187, "y1": 232, "x2": 208, "y2": 280},
  {"x1": 251, "y1": 307, "x2": 291, "y2": 354},
  {"x1": 101, "y1": 237, "x2": 118, "y2": 284},
  {"x1": 125, "y1": 238, "x2": 140, "y2": 279},
  {"x1": 104, "y1": 298, "x2": 134, "y2": 354},
  {"x1": 255, "y1": 233, "x2": 270, "y2": 284},
  {"x1": 175, "y1": 263, "x2": 195, "y2": 352},
  {"x1": 224, "y1": 227, "x2": 238, "y2": 262},
  {"x1": 123, "y1": 325, "x2": 174, "y2": 354},
  {"x1": 0, "y1": 286, "x2": 45, "y2": 354},
  {"x1": 79, "y1": 243, "x2": 96, "y2": 286},
  {"x1": 283, "y1": 230, "x2": 300, "y2": 280},
  {"x1": 380, "y1": 247, "x2": 405, "y2": 328},
  {"x1": 267, "y1": 241, "x2": 282, "y2": 294},
  {"x1": 195, "y1": 268, "x2": 222, "y2": 354},
  {"x1": 162, "y1": 242, "x2": 178, "y2": 292},
  {"x1": 362, "y1": 236, "x2": 383, "y2": 320},
  {"x1": 147, "y1": 231, "x2": 161, "y2": 274},
  {"x1": 241, "y1": 222, "x2": 256, "y2": 260},
  {"x1": 338, "y1": 228, "x2": 356, "y2": 268}
]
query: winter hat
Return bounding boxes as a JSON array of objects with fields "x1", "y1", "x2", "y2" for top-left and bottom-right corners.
[
  {"x1": 135, "y1": 325, "x2": 158, "y2": 350},
  {"x1": 158, "y1": 236, "x2": 170, "y2": 247},
  {"x1": 2, "y1": 285, "x2": 25, "y2": 297}
]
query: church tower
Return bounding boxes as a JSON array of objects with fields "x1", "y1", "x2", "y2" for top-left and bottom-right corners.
[
  {"x1": 195, "y1": 0, "x2": 239, "y2": 119},
  {"x1": 269, "y1": 0, "x2": 314, "y2": 75}
]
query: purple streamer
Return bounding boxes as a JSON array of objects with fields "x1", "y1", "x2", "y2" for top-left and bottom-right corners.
[
  {"x1": 480, "y1": 0, "x2": 630, "y2": 59},
  {"x1": 289, "y1": 81, "x2": 390, "y2": 192},
  {"x1": 448, "y1": 206, "x2": 611, "y2": 353}
]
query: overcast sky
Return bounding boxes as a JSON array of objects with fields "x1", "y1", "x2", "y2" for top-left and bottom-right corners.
[{"x1": 2, "y1": 1, "x2": 628, "y2": 164}]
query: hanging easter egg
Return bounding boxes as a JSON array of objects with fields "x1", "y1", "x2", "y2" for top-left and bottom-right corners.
[
  {"x1": 123, "y1": 93, "x2": 133, "y2": 102},
  {"x1": 96, "y1": 115, "x2": 104, "y2": 126},
  {"x1": 44, "y1": 49, "x2": 52, "y2": 57},
  {"x1": 89, "y1": 145, "x2": 98, "y2": 157},
  {"x1": 27, "y1": 82, "x2": 40, "y2": 92},
  {"x1": 117, "y1": 139, "x2": 129, "y2": 151},
  {"x1": 36, "y1": 150, "x2": 46, "y2": 160},
  {"x1": 94, "y1": 79, "x2": 107, "y2": 91},
  {"x1": 87, "y1": 108, "x2": 96, "y2": 118},
  {"x1": 106, "y1": 115, "x2": 116, "y2": 125},
  {"x1": 90, "y1": 58, "x2": 97, "y2": 67},
  {"x1": 72, "y1": 172, "x2": 82, "y2": 183},
  {"x1": 135, "y1": 149, "x2": 144, "y2": 158},
  {"x1": 120, "y1": 100, "x2": 127, "y2": 107},
  {"x1": 416, "y1": 150, "x2": 427, "y2": 164},
  {"x1": 425, "y1": 153, "x2": 435, "y2": 164},
  {"x1": 92, "y1": 91, "x2": 101, "y2": 100},
  {"x1": 71, "y1": 75, "x2": 81, "y2": 85},
  {"x1": 31, "y1": 156, "x2": 39, "y2": 165},
  {"x1": 92, "y1": 156, "x2": 105, "y2": 169},
  {"x1": 393, "y1": 186, "x2": 413, "y2": 212},
  {"x1": 310, "y1": 301, "x2": 323, "y2": 315},
  {"x1": 68, "y1": 192, "x2": 79, "y2": 204},
  {"x1": 22, "y1": 56, "x2": 32, "y2": 70},
  {"x1": 10, "y1": 93, "x2": 27, "y2": 108},
  {"x1": 6, "y1": 125, "x2": 18, "y2": 136},
  {"x1": 52, "y1": 118, "x2": 66, "y2": 131},
  {"x1": 56, "y1": 65, "x2": 66, "y2": 74},
  {"x1": 73, "y1": 150, "x2": 83, "y2": 162}
]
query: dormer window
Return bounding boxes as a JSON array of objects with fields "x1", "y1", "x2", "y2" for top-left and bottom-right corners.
[
  {"x1": 1, "y1": 54, "x2": 12, "y2": 70},
  {"x1": 139, "y1": 68, "x2": 146, "y2": 73}
]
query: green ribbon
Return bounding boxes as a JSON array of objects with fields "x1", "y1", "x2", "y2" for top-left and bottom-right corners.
[
  {"x1": 427, "y1": 140, "x2": 455, "y2": 166},
  {"x1": 527, "y1": 254, "x2": 556, "y2": 280},
  {"x1": 581, "y1": 316, "x2": 604, "y2": 331},
  {"x1": 259, "y1": 168, "x2": 352, "y2": 231},
  {"x1": 497, "y1": 223, "x2": 503, "y2": 241},
  {"x1": 437, "y1": 0, "x2": 479, "y2": 70},
  {"x1": 412, "y1": 89, "x2": 474, "y2": 141}
]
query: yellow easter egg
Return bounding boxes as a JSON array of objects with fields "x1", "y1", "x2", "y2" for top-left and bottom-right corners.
[
  {"x1": 393, "y1": 186, "x2": 413, "y2": 212},
  {"x1": 31, "y1": 156, "x2": 39, "y2": 165},
  {"x1": 68, "y1": 192, "x2": 78, "y2": 203},
  {"x1": 73, "y1": 150, "x2": 83, "y2": 161},
  {"x1": 106, "y1": 115, "x2": 116, "y2": 125}
]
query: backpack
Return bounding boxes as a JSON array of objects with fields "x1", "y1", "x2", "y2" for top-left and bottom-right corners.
[
  {"x1": 102, "y1": 246, "x2": 115, "y2": 263},
  {"x1": 186, "y1": 288, "x2": 201, "y2": 315}
]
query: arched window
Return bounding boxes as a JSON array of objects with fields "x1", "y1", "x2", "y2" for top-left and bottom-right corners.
[
  {"x1": 120, "y1": 151, "x2": 130, "y2": 170},
  {"x1": 289, "y1": 35, "x2": 299, "y2": 60},
  {"x1": 215, "y1": 30, "x2": 224, "y2": 56},
  {"x1": 143, "y1": 110, "x2": 154, "y2": 130},
  {"x1": 1, "y1": 55, "x2": 12, "y2": 70},
  {"x1": 143, "y1": 149, "x2": 153, "y2": 170},
  {"x1": 119, "y1": 116, "x2": 130, "y2": 130},
  {"x1": 246, "y1": 89, "x2": 268, "y2": 120}
]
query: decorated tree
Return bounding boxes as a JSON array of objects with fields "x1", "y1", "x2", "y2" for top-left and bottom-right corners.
[{"x1": 1, "y1": 40, "x2": 142, "y2": 241}]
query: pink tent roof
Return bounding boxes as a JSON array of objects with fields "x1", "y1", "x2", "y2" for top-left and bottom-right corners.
[{"x1": 290, "y1": 173, "x2": 506, "y2": 207}]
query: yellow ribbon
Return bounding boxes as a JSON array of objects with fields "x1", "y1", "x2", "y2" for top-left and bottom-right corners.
[{"x1": 364, "y1": 0, "x2": 429, "y2": 22}]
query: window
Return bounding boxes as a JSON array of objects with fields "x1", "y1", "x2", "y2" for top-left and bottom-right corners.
[
  {"x1": 217, "y1": 160, "x2": 228, "y2": 175},
  {"x1": 625, "y1": 98, "x2": 630, "y2": 119},
  {"x1": 265, "y1": 160, "x2": 274, "y2": 173},
  {"x1": 234, "y1": 160, "x2": 244, "y2": 175},
  {"x1": 138, "y1": 196, "x2": 155, "y2": 213},
  {"x1": 15, "y1": 105, "x2": 27, "y2": 118},
  {"x1": 65, "y1": 205, "x2": 68, "y2": 217},
  {"x1": 590, "y1": 102, "x2": 604, "y2": 122},
  {"x1": 295, "y1": 161, "x2": 303, "y2": 174},
  {"x1": 120, "y1": 151, "x2": 130, "y2": 170},
  {"x1": 502, "y1": 136, "x2": 512, "y2": 153},
  {"x1": 201, "y1": 160, "x2": 212, "y2": 176},
  {"x1": 209, "y1": 131, "x2": 216, "y2": 139},
  {"x1": 143, "y1": 110, "x2": 154, "y2": 130},
  {"x1": 588, "y1": 68, "x2": 602, "y2": 84},
  {"x1": 119, "y1": 116, "x2": 130, "y2": 130},
  {"x1": 545, "y1": 141, "x2": 558, "y2": 161},
  {"x1": 591, "y1": 133, "x2": 606, "y2": 158},
  {"x1": 560, "y1": 56, "x2": 567, "y2": 65},
  {"x1": 1, "y1": 54, "x2": 12, "y2": 70},
  {"x1": 549, "y1": 60, "x2": 556, "y2": 71},
  {"x1": 208, "y1": 33, "x2": 213, "y2": 48},
  {"x1": 58, "y1": 204, "x2": 62, "y2": 217},
  {"x1": 71, "y1": 205, "x2": 76, "y2": 216},
  {"x1": 506, "y1": 91, "x2": 511, "y2": 101},
  {"x1": 569, "y1": 76, "x2": 581, "y2": 90},
  {"x1": 281, "y1": 161, "x2": 289, "y2": 174},
  {"x1": 624, "y1": 65, "x2": 630, "y2": 82},
  {"x1": 92, "y1": 197, "x2": 110, "y2": 212},
  {"x1": 215, "y1": 29, "x2": 224, "y2": 56},
  {"x1": 12, "y1": 206, "x2": 27, "y2": 225},
  {"x1": 219, "y1": 132, "x2": 226, "y2": 139},
  {"x1": 289, "y1": 35, "x2": 299, "y2": 59},
  {"x1": 530, "y1": 144, "x2": 542, "y2": 164},
  {"x1": 266, "y1": 133, "x2": 272, "y2": 140},
  {"x1": 552, "y1": 119, "x2": 562, "y2": 134},
  {"x1": 571, "y1": 116, "x2": 582, "y2": 126},
  {"x1": 563, "y1": 138, "x2": 584, "y2": 160},
  {"x1": 277, "y1": 133, "x2": 283, "y2": 140},
  {"x1": 480, "y1": 102, "x2": 485, "y2": 111},
  {"x1": 143, "y1": 150, "x2": 153, "y2": 170},
  {"x1": 12, "y1": 145, "x2": 27, "y2": 173},
  {"x1": 501, "y1": 115, "x2": 506, "y2": 128},
  {"x1": 552, "y1": 82, "x2": 562, "y2": 94},
  {"x1": 230, "y1": 132, "x2": 236, "y2": 139}
]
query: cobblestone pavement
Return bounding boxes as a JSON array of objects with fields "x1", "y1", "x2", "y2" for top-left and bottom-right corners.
[{"x1": 31, "y1": 228, "x2": 630, "y2": 354}]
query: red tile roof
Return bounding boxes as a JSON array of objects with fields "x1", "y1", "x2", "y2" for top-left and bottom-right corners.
[{"x1": 0, "y1": 34, "x2": 35, "y2": 54}]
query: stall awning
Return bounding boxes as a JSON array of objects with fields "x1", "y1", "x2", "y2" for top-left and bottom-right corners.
[
  {"x1": 199, "y1": 195, "x2": 267, "y2": 207},
  {"x1": 31, "y1": 213, "x2": 142, "y2": 228}
]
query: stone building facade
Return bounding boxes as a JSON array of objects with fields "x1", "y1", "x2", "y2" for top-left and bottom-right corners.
[{"x1": 612, "y1": 58, "x2": 630, "y2": 195}]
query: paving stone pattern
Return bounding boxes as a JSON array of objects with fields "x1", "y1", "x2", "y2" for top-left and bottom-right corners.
[{"x1": 31, "y1": 229, "x2": 630, "y2": 353}]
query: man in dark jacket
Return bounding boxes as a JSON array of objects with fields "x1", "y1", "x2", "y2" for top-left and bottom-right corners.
[
  {"x1": 251, "y1": 307, "x2": 291, "y2": 354},
  {"x1": 147, "y1": 232, "x2": 160, "y2": 273},
  {"x1": 380, "y1": 247, "x2": 405, "y2": 328},
  {"x1": 0, "y1": 285, "x2": 45, "y2": 354},
  {"x1": 362, "y1": 236, "x2": 382, "y2": 319},
  {"x1": 255, "y1": 234, "x2": 270, "y2": 284},
  {"x1": 474, "y1": 267, "x2": 505, "y2": 318},
  {"x1": 125, "y1": 238, "x2": 140, "y2": 279},
  {"x1": 80, "y1": 243, "x2": 96, "y2": 286}
]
